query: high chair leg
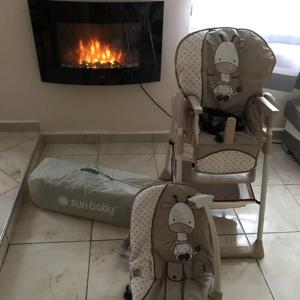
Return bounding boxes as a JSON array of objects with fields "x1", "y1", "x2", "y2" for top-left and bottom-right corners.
[
  {"x1": 257, "y1": 151, "x2": 270, "y2": 241},
  {"x1": 253, "y1": 124, "x2": 273, "y2": 258},
  {"x1": 220, "y1": 116, "x2": 274, "y2": 259},
  {"x1": 174, "y1": 92, "x2": 185, "y2": 183},
  {"x1": 159, "y1": 143, "x2": 172, "y2": 181},
  {"x1": 221, "y1": 241, "x2": 264, "y2": 259}
]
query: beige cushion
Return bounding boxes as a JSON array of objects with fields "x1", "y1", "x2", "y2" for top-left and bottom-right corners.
[
  {"x1": 196, "y1": 127, "x2": 259, "y2": 174},
  {"x1": 197, "y1": 150, "x2": 256, "y2": 174}
]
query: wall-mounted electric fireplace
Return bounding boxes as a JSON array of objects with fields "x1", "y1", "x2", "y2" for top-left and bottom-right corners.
[{"x1": 28, "y1": 1, "x2": 164, "y2": 85}]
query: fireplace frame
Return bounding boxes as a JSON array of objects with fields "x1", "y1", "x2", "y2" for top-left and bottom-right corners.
[{"x1": 28, "y1": 0, "x2": 164, "y2": 85}]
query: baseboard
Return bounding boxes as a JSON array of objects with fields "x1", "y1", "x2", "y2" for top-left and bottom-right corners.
[
  {"x1": 43, "y1": 130, "x2": 170, "y2": 143},
  {"x1": 272, "y1": 128, "x2": 284, "y2": 142},
  {"x1": 43, "y1": 128, "x2": 283, "y2": 144},
  {"x1": 0, "y1": 121, "x2": 40, "y2": 132}
]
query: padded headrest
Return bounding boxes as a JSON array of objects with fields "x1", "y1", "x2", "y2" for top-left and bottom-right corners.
[
  {"x1": 175, "y1": 27, "x2": 276, "y2": 115},
  {"x1": 151, "y1": 183, "x2": 214, "y2": 263}
]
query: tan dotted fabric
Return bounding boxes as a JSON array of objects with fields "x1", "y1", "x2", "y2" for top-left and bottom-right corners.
[
  {"x1": 176, "y1": 30, "x2": 208, "y2": 99},
  {"x1": 129, "y1": 184, "x2": 166, "y2": 300},
  {"x1": 196, "y1": 150, "x2": 256, "y2": 174}
]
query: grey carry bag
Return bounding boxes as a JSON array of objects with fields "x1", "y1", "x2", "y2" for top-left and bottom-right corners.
[{"x1": 29, "y1": 158, "x2": 155, "y2": 227}]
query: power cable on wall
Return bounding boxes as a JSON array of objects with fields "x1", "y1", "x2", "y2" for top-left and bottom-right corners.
[{"x1": 140, "y1": 84, "x2": 172, "y2": 119}]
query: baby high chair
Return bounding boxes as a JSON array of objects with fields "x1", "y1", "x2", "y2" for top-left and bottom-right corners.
[{"x1": 162, "y1": 27, "x2": 279, "y2": 259}]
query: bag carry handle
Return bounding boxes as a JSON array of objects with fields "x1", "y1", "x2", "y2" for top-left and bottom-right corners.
[
  {"x1": 80, "y1": 167, "x2": 143, "y2": 189},
  {"x1": 80, "y1": 167, "x2": 113, "y2": 180}
]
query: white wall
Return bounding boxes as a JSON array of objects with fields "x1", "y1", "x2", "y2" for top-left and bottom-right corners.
[
  {"x1": 2, "y1": 0, "x2": 294, "y2": 133},
  {"x1": 0, "y1": 0, "x2": 192, "y2": 133}
]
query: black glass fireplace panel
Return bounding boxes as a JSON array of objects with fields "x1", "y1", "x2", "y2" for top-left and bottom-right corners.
[
  {"x1": 28, "y1": 0, "x2": 164, "y2": 85},
  {"x1": 57, "y1": 22, "x2": 140, "y2": 69}
]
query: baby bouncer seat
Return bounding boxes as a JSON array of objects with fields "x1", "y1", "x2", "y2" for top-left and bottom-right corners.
[
  {"x1": 127, "y1": 183, "x2": 222, "y2": 300},
  {"x1": 163, "y1": 27, "x2": 279, "y2": 258}
]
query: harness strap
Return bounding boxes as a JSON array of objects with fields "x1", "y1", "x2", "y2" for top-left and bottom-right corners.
[{"x1": 200, "y1": 107, "x2": 245, "y2": 143}]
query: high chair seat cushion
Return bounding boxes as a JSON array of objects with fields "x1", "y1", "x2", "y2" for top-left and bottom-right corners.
[
  {"x1": 196, "y1": 149, "x2": 256, "y2": 174},
  {"x1": 196, "y1": 127, "x2": 259, "y2": 174}
]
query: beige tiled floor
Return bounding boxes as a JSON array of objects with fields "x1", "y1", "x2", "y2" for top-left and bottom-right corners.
[
  {"x1": 92, "y1": 222, "x2": 128, "y2": 241},
  {"x1": 40, "y1": 154, "x2": 98, "y2": 165},
  {"x1": 0, "y1": 141, "x2": 300, "y2": 299},
  {"x1": 0, "y1": 188, "x2": 19, "y2": 231},
  {"x1": 248, "y1": 232, "x2": 300, "y2": 300},
  {"x1": 0, "y1": 132, "x2": 40, "y2": 249},
  {"x1": 99, "y1": 154, "x2": 158, "y2": 177},
  {"x1": 43, "y1": 143, "x2": 98, "y2": 156},
  {"x1": 11, "y1": 197, "x2": 92, "y2": 244},
  {"x1": 100, "y1": 142, "x2": 154, "y2": 155},
  {"x1": 0, "y1": 242, "x2": 90, "y2": 300},
  {"x1": 87, "y1": 240, "x2": 129, "y2": 300},
  {"x1": 236, "y1": 185, "x2": 300, "y2": 233}
]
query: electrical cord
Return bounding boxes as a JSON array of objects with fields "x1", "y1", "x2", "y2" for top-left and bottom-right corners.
[{"x1": 140, "y1": 84, "x2": 172, "y2": 119}]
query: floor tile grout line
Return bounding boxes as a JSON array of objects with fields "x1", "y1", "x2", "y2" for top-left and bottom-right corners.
[
  {"x1": 46, "y1": 152, "x2": 98, "y2": 155},
  {"x1": 7, "y1": 232, "x2": 291, "y2": 245},
  {"x1": 249, "y1": 230, "x2": 300, "y2": 235},
  {"x1": 0, "y1": 168, "x2": 21, "y2": 185},
  {"x1": 217, "y1": 233, "x2": 253, "y2": 237},
  {"x1": 284, "y1": 185, "x2": 300, "y2": 209},
  {"x1": 232, "y1": 206, "x2": 299, "y2": 242},
  {"x1": 10, "y1": 237, "x2": 128, "y2": 246},
  {"x1": 277, "y1": 183, "x2": 300, "y2": 209},
  {"x1": 97, "y1": 142, "x2": 102, "y2": 165},
  {"x1": 100, "y1": 152, "x2": 156, "y2": 156},
  {"x1": 7, "y1": 232, "x2": 300, "y2": 247},
  {"x1": 233, "y1": 206, "x2": 276, "y2": 299},
  {"x1": 153, "y1": 153, "x2": 160, "y2": 179},
  {"x1": 152, "y1": 142, "x2": 157, "y2": 156},
  {"x1": 256, "y1": 259, "x2": 276, "y2": 300},
  {"x1": 0, "y1": 136, "x2": 42, "y2": 184},
  {"x1": 0, "y1": 236, "x2": 9, "y2": 273},
  {"x1": 42, "y1": 153, "x2": 98, "y2": 157},
  {"x1": 251, "y1": 184, "x2": 288, "y2": 188},
  {"x1": 96, "y1": 142, "x2": 101, "y2": 165},
  {"x1": 91, "y1": 238, "x2": 126, "y2": 242},
  {"x1": 0, "y1": 186, "x2": 20, "y2": 198},
  {"x1": 251, "y1": 183, "x2": 288, "y2": 188},
  {"x1": 9, "y1": 240, "x2": 91, "y2": 246},
  {"x1": 271, "y1": 165, "x2": 286, "y2": 185},
  {"x1": 85, "y1": 221, "x2": 94, "y2": 300},
  {"x1": 233, "y1": 208, "x2": 249, "y2": 242},
  {"x1": 151, "y1": 142, "x2": 161, "y2": 179},
  {"x1": 0, "y1": 136, "x2": 38, "y2": 153}
]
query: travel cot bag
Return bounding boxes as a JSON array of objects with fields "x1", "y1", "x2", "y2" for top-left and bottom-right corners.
[{"x1": 29, "y1": 158, "x2": 155, "y2": 227}]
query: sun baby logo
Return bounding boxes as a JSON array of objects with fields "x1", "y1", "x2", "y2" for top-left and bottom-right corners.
[{"x1": 57, "y1": 196, "x2": 115, "y2": 216}]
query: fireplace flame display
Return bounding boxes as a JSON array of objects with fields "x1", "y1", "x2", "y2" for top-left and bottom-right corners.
[
  {"x1": 58, "y1": 23, "x2": 140, "y2": 70},
  {"x1": 77, "y1": 38, "x2": 123, "y2": 68}
]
